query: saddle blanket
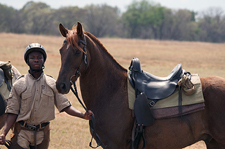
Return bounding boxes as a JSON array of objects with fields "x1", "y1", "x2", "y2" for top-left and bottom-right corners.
[{"x1": 128, "y1": 74, "x2": 205, "y2": 119}]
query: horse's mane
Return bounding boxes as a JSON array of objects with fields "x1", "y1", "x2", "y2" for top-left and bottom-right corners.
[
  {"x1": 84, "y1": 31, "x2": 127, "y2": 72},
  {"x1": 67, "y1": 26, "x2": 85, "y2": 53}
]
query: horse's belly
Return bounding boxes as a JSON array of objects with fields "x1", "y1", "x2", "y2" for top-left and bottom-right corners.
[{"x1": 144, "y1": 111, "x2": 206, "y2": 149}]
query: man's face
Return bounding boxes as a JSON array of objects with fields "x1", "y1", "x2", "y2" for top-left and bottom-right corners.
[{"x1": 28, "y1": 51, "x2": 44, "y2": 71}]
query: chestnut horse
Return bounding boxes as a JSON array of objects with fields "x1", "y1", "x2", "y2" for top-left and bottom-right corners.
[{"x1": 56, "y1": 22, "x2": 225, "y2": 149}]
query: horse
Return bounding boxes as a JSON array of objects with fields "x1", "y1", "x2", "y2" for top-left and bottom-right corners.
[
  {"x1": 0, "y1": 62, "x2": 21, "y2": 129},
  {"x1": 56, "y1": 22, "x2": 225, "y2": 149}
]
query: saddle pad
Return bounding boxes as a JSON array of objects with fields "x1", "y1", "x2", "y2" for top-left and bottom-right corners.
[
  {"x1": 128, "y1": 74, "x2": 204, "y2": 110},
  {"x1": 151, "y1": 102, "x2": 205, "y2": 119}
]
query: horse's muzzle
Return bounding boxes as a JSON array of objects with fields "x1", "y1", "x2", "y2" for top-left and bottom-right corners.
[{"x1": 56, "y1": 82, "x2": 70, "y2": 94}]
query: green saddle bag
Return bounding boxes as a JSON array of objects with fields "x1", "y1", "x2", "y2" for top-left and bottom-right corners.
[{"x1": 0, "y1": 61, "x2": 12, "y2": 80}]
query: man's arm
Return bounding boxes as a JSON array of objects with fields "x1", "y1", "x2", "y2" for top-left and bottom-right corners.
[
  {"x1": 0, "y1": 113, "x2": 17, "y2": 145},
  {"x1": 63, "y1": 106, "x2": 93, "y2": 120}
]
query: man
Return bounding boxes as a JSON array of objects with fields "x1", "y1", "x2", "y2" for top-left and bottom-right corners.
[{"x1": 0, "y1": 43, "x2": 93, "y2": 149}]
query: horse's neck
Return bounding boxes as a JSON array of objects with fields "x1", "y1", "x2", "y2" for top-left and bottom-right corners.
[
  {"x1": 83, "y1": 35, "x2": 126, "y2": 81},
  {"x1": 80, "y1": 65, "x2": 127, "y2": 110},
  {"x1": 80, "y1": 38, "x2": 127, "y2": 109},
  {"x1": 80, "y1": 50, "x2": 126, "y2": 91}
]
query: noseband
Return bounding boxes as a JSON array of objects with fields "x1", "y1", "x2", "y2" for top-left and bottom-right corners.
[{"x1": 70, "y1": 37, "x2": 88, "y2": 83}]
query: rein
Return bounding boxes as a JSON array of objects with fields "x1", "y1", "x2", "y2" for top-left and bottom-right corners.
[
  {"x1": 5, "y1": 140, "x2": 12, "y2": 148},
  {"x1": 70, "y1": 37, "x2": 105, "y2": 148},
  {"x1": 0, "y1": 140, "x2": 12, "y2": 148}
]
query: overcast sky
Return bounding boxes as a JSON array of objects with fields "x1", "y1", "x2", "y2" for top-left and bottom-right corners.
[{"x1": 1, "y1": 0, "x2": 225, "y2": 12}]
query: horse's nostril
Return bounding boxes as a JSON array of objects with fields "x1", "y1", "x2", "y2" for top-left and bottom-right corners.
[
  {"x1": 60, "y1": 83, "x2": 66, "y2": 90},
  {"x1": 56, "y1": 82, "x2": 66, "y2": 93}
]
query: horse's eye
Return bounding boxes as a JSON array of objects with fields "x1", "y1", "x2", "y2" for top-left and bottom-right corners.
[
  {"x1": 75, "y1": 49, "x2": 81, "y2": 55},
  {"x1": 63, "y1": 40, "x2": 67, "y2": 43}
]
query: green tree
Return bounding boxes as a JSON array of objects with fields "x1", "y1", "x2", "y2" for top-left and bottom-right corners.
[
  {"x1": 0, "y1": 4, "x2": 22, "y2": 33},
  {"x1": 19, "y1": 1, "x2": 54, "y2": 34},
  {"x1": 122, "y1": 0, "x2": 199, "y2": 40},
  {"x1": 198, "y1": 7, "x2": 225, "y2": 42},
  {"x1": 122, "y1": 0, "x2": 166, "y2": 39},
  {"x1": 54, "y1": 6, "x2": 87, "y2": 33},
  {"x1": 170, "y1": 9, "x2": 198, "y2": 41},
  {"x1": 83, "y1": 4, "x2": 122, "y2": 37}
]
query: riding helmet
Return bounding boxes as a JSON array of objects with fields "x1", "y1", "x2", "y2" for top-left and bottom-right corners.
[{"x1": 24, "y1": 43, "x2": 47, "y2": 64}]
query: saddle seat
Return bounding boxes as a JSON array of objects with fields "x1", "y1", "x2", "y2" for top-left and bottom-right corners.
[{"x1": 128, "y1": 57, "x2": 185, "y2": 100}]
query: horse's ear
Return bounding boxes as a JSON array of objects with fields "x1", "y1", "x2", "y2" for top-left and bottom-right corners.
[
  {"x1": 59, "y1": 23, "x2": 68, "y2": 37},
  {"x1": 77, "y1": 22, "x2": 84, "y2": 38}
]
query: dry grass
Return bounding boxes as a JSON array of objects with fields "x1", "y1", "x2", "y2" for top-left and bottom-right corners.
[{"x1": 0, "y1": 33, "x2": 225, "y2": 149}]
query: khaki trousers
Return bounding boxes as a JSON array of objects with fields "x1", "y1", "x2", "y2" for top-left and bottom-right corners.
[{"x1": 9, "y1": 122, "x2": 50, "y2": 149}]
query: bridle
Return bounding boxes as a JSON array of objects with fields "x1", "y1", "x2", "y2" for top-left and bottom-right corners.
[
  {"x1": 69, "y1": 36, "x2": 88, "y2": 83},
  {"x1": 69, "y1": 36, "x2": 106, "y2": 148}
]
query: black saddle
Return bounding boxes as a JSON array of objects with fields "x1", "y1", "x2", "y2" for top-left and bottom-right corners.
[
  {"x1": 128, "y1": 57, "x2": 185, "y2": 100},
  {"x1": 129, "y1": 58, "x2": 186, "y2": 149}
]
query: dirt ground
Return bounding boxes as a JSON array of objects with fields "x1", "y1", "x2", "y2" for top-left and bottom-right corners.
[{"x1": 0, "y1": 33, "x2": 225, "y2": 148}]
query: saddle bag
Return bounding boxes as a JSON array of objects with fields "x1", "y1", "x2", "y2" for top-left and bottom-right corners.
[
  {"x1": 0, "y1": 61, "x2": 12, "y2": 80},
  {"x1": 178, "y1": 74, "x2": 196, "y2": 95},
  {"x1": 0, "y1": 62, "x2": 13, "y2": 92}
]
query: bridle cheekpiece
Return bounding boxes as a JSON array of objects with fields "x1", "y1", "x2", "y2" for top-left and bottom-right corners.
[{"x1": 70, "y1": 36, "x2": 88, "y2": 83}]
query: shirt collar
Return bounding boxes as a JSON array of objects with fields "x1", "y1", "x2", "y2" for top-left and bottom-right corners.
[{"x1": 28, "y1": 71, "x2": 44, "y2": 81}]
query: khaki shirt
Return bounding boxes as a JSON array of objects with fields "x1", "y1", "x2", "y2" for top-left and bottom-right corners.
[{"x1": 6, "y1": 72, "x2": 71, "y2": 125}]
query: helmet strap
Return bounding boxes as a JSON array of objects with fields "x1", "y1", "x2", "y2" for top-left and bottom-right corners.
[
  {"x1": 28, "y1": 63, "x2": 45, "y2": 72},
  {"x1": 29, "y1": 67, "x2": 43, "y2": 72}
]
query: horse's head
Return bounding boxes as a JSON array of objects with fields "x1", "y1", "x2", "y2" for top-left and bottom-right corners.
[{"x1": 56, "y1": 22, "x2": 89, "y2": 94}]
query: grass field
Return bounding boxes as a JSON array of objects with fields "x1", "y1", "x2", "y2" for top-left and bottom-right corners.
[{"x1": 0, "y1": 32, "x2": 225, "y2": 149}]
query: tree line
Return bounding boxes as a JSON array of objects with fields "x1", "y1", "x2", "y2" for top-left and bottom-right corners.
[{"x1": 0, "y1": 0, "x2": 225, "y2": 43}]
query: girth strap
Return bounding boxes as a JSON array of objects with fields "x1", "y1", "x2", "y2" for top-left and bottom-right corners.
[{"x1": 132, "y1": 120, "x2": 146, "y2": 149}]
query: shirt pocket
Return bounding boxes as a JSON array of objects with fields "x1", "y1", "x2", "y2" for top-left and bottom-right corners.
[
  {"x1": 41, "y1": 89, "x2": 54, "y2": 107},
  {"x1": 20, "y1": 92, "x2": 32, "y2": 115}
]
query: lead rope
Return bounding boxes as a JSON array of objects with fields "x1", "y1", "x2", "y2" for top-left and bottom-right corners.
[
  {"x1": 4, "y1": 140, "x2": 12, "y2": 148},
  {"x1": 70, "y1": 81, "x2": 105, "y2": 148}
]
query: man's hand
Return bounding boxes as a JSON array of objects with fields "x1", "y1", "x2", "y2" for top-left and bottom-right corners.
[
  {"x1": 84, "y1": 110, "x2": 94, "y2": 120},
  {"x1": 0, "y1": 133, "x2": 6, "y2": 145}
]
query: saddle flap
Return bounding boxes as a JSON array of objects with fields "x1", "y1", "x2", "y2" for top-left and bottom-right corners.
[{"x1": 134, "y1": 93, "x2": 154, "y2": 126}]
